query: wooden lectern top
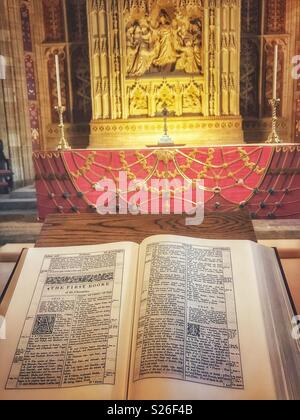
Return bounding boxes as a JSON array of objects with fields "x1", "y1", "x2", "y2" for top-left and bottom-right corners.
[{"x1": 35, "y1": 211, "x2": 257, "y2": 248}]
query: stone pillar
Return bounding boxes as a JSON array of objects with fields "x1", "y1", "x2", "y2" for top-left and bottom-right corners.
[
  {"x1": 205, "y1": 0, "x2": 241, "y2": 117},
  {"x1": 0, "y1": 0, "x2": 34, "y2": 186}
]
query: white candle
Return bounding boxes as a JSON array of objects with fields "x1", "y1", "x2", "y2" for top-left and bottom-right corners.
[
  {"x1": 273, "y1": 44, "x2": 278, "y2": 99},
  {"x1": 55, "y1": 54, "x2": 62, "y2": 107}
]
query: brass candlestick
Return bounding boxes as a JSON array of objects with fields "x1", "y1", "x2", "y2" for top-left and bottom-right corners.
[
  {"x1": 266, "y1": 98, "x2": 282, "y2": 144},
  {"x1": 55, "y1": 105, "x2": 71, "y2": 151}
]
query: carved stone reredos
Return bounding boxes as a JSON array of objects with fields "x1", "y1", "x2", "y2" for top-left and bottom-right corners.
[{"x1": 87, "y1": 0, "x2": 243, "y2": 146}]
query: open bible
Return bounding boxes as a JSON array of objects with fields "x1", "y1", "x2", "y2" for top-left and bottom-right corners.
[{"x1": 0, "y1": 235, "x2": 299, "y2": 400}]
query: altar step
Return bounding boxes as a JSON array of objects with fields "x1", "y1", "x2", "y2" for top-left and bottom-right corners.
[
  {"x1": 0, "y1": 186, "x2": 37, "y2": 212},
  {"x1": 10, "y1": 185, "x2": 36, "y2": 200}
]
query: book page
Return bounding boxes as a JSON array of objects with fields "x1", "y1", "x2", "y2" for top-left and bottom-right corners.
[
  {"x1": 129, "y1": 235, "x2": 277, "y2": 400},
  {"x1": 250, "y1": 243, "x2": 300, "y2": 400},
  {"x1": 0, "y1": 242, "x2": 138, "y2": 400}
]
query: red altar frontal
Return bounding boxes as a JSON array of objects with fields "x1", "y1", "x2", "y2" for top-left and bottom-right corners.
[{"x1": 33, "y1": 145, "x2": 300, "y2": 220}]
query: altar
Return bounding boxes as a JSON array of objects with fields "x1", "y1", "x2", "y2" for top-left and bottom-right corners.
[{"x1": 34, "y1": 144, "x2": 300, "y2": 220}]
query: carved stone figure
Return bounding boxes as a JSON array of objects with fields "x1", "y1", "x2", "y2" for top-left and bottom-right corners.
[
  {"x1": 176, "y1": 34, "x2": 202, "y2": 73},
  {"x1": 152, "y1": 10, "x2": 178, "y2": 69},
  {"x1": 127, "y1": 17, "x2": 159, "y2": 77},
  {"x1": 126, "y1": 8, "x2": 203, "y2": 77}
]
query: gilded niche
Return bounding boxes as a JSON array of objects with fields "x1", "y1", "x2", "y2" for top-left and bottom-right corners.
[
  {"x1": 125, "y1": 2, "x2": 203, "y2": 77},
  {"x1": 127, "y1": 78, "x2": 204, "y2": 117}
]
